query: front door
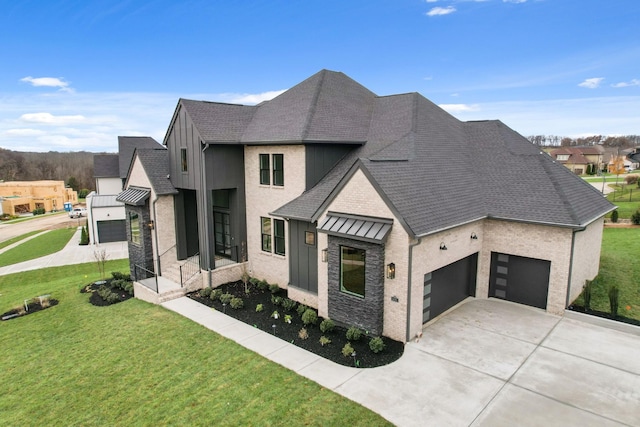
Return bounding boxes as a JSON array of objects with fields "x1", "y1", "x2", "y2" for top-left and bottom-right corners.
[{"x1": 214, "y1": 211, "x2": 231, "y2": 257}]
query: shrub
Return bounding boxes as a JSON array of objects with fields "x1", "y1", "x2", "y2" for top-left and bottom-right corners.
[
  {"x1": 319, "y1": 336, "x2": 331, "y2": 346},
  {"x1": 346, "y1": 326, "x2": 363, "y2": 342},
  {"x1": 200, "y1": 287, "x2": 212, "y2": 298},
  {"x1": 341, "y1": 342, "x2": 355, "y2": 358},
  {"x1": 269, "y1": 283, "x2": 280, "y2": 294},
  {"x1": 631, "y1": 209, "x2": 640, "y2": 225},
  {"x1": 111, "y1": 271, "x2": 127, "y2": 281},
  {"x1": 301, "y1": 308, "x2": 318, "y2": 326},
  {"x1": 257, "y1": 280, "x2": 269, "y2": 291},
  {"x1": 608, "y1": 285, "x2": 620, "y2": 318},
  {"x1": 219, "y1": 293, "x2": 233, "y2": 305},
  {"x1": 32, "y1": 208, "x2": 45, "y2": 215},
  {"x1": 271, "y1": 310, "x2": 280, "y2": 319},
  {"x1": 97, "y1": 285, "x2": 120, "y2": 304},
  {"x1": 249, "y1": 277, "x2": 260, "y2": 286},
  {"x1": 284, "y1": 314, "x2": 292, "y2": 324},
  {"x1": 611, "y1": 209, "x2": 619, "y2": 223},
  {"x1": 298, "y1": 328, "x2": 309, "y2": 340},
  {"x1": 281, "y1": 298, "x2": 297, "y2": 312},
  {"x1": 229, "y1": 297, "x2": 244, "y2": 310},
  {"x1": 78, "y1": 188, "x2": 90, "y2": 198},
  {"x1": 625, "y1": 174, "x2": 639, "y2": 185},
  {"x1": 210, "y1": 289, "x2": 223, "y2": 301},
  {"x1": 271, "y1": 295, "x2": 283, "y2": 306},
  {"x1": 255, "y1": 303, "x2": 264, "y2": 312},
  {"x1": 369, "y1": 337, "x2": 386, "y2": 354},
  {"x1": 319, "y1": 318, "x2": 335, "y2": 333},
  {"x1": 79, "y1": 226, "x2": 89, "y2": 245},
  {"x1": 296, "y1": 304, "x2": 308, "y2": 317}
]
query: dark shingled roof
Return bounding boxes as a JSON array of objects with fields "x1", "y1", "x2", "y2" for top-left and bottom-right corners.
[
  {"x1": 93, "y1": 154, "x2": 119, "y2": 178},
  {"x1": 134, "y1": 149, "x2": 177, "y2": 196},
  {"x1": 176, "y1": 70, "x2": 615, "y2": 236},
  {"x1": 118, "y1": 136, "x2": 164, "y2": 179}
]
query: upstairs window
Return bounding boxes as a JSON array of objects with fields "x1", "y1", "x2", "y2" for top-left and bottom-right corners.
[
  {"x1": 181, "y1": 148, "x2": 188, "y2": 172},
  {"x1": 259, "y1": 154, "x2": 270, "y2": 185},
  {"x1": 273, "y1": 154, "x2": 284, "y2": 186}
]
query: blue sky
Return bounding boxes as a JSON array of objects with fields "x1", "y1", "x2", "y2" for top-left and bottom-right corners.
[{"x1": 1, "y1": 0, "x2": 639, "y2": 152}]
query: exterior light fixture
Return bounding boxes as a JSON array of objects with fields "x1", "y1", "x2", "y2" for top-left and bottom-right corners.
[
  {"x1": 147, "y1": 220, "x2": 155, "y2": 230},
  {"x1": 439, "y1": 242, "x2": 447, "y2": 250},
  {"x1": 386, "y1": 263, "x2": 396, "y2": 279},
  {"x1": 321, "y1": 248, "x2": 328, "y2": 262},
  {"x1": 470, "y1": 232, "x2": 478, "y2": 240}
]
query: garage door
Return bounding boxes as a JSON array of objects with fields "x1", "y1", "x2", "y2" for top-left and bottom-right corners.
[
  {"x1": 423, "y1": 253, "x2": 478, "y2": 323},
  {"x1": 97, "y1": 220, "x2": 126, "y2": 243},
  {"x1": 489, "y1": 253, "x2": 550, "y2": 309}
]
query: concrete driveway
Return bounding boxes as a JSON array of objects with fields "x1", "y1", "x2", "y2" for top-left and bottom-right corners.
[{"x1": 336, "y1": 299, "x2": 640, "y2": 427}]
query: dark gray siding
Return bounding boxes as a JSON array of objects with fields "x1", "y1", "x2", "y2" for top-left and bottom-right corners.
[
  {"x1": 125, "y1": 203, "x2": 154, "y2": 280},
  {"x1": 166, "y1": 104, "x2": 202, "y2": 191},
  {"x1": 327, "y1": 235, "x2": 384, "y2": 335},
  {"x1": 289, "y1": 220, "x2": 318, "y2": 293},
  {"x1": 305, "y1": 144, "x2": 355, "y2": 190},
  {"x1": 174, "y1": 190, "x2": 199, "y2": 260}
]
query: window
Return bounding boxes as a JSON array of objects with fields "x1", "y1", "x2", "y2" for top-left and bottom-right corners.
[
  {"x1": 340, "y1": 246, "x2": 365, "y2": 297},
  {"x1": 556, "y1": 154, "x2": 569, "y2": 161},
  {"x1": 261, "y1": 217, "x2": 271, "y2": 252},
  {"x1": 273, "y1": 154, "x2": 284, "y2": 186},
  {"x1": 259, "y1": 154, "x2": 270, "y2": 185},
  {"x1": 181, "y1": 148, "x2": 188, "y2": 172},
  {"x1": 274, "y1": 219, "x2": 285, "y2": 256},
  {"x1": 305, "y1": 231, "x2": 316, "y2": 246},
  {"x1": 130, "y1": 211, "x2": 141, "y2": 245}
]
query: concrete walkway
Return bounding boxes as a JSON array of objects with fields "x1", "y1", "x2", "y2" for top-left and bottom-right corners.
[
  {"x1": 0, "y1": 227, "x2": 128, "y2": 275},
  {"x1": 162, "y1": 297, "x2": 640, "y2": 427}
]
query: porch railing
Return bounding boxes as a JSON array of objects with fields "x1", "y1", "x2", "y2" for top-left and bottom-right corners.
[
  {"x1": 134, "y1": 264, "x2": 158, "y2": 293},
  {"x1": 179, "y1": 253, "x2": 201, "y2": 288},
  {"x1": 159, "y1": 245, "x2": 177, "y2": 276},
  {"x1": 214, "y1": 245, "x2": 239, "y2": 269}
]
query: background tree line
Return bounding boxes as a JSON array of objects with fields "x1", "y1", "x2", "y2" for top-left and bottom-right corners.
[
  {"x1": 0, "y1": 148, "x2": 98, "y2": 192},
  {"x1": 527, "y1": 135, "x2": 640, "y2": 148}
]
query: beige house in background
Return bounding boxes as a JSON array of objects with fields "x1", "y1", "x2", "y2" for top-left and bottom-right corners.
[{"x1": 0, "y1": 180, "x2": 77, "y2": 216}]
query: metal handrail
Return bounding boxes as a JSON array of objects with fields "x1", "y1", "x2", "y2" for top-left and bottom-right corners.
[
  {"x1": 179, "y1": 253, "x2": 200, "y2": 288},
  {"x1": 134, "y1": 264, "x2": 158, "y2": 293}
]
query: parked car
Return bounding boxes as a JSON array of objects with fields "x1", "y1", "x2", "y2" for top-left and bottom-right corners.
[{"x1": 69, "y1": 207, "x2": 87, "y2": 218}]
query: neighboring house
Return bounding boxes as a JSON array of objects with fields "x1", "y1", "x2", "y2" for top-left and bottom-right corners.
[
  {"x1": 0, "y1": 180, "x2": 77, "y2": 215},
  {"x1": 549, "y1": 146, "x2": 604, "y2": 175},
  {"x1": 120, "y1": 70, "x2": 614, "y2": 343},
  {"x1": 87, "y1": 137, "x2": 164, "y2": 244}
]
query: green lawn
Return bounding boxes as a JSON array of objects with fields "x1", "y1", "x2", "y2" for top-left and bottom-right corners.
[
  {"x1": 0, "y1": 230, "x2": 43, "y2": 250},
  {"x1": 0, "y1": 227, "x2": 77, "y2": 267},
  {"x1": 605, "y1": 184, "x2": 640, "y2": 220},
  {"x1": 573, "y1": 228, "x2": 640, "y2": 320},
  {"x1": 0, "y1": 262, "x2": 390, "y2": 426}
]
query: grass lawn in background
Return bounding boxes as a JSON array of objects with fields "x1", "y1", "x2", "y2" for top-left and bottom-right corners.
[
  {"x1": 0, "y1": 230, "x2": 42, "y2": 250},
  {"x1": 573, "y1": 227, "x2": 640, "y2": 321},
  {"x1": 0, "y1": 262, "x2": 391, "y2": 426},
  {"x1": 0, "y1": 227, "x2": 77, "y2": 267}
]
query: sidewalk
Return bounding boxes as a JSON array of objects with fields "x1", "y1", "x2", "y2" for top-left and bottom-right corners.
[{"x1": 0, "y1": 228, "x2": 128, "y2": 276}]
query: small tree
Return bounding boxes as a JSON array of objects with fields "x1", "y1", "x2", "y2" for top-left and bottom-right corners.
[
  {"x1": 240, "y1": 241, "x2": 250, "y2": 294},
  {"x1": 67, "y1": 176, "x2": 79, "y2": 191},
  {"x1": 94, "y1": 249, "x2": 109, "y2": 279},
  {"x1": 80, "y1": 226, "x2": 89, "y2": 245},
  {"x1": 608, "y1": 285, "x2": 620, "y2": 318},
  {"x1": 611, "y1": 210, "x2": 619, "y2": 223}
]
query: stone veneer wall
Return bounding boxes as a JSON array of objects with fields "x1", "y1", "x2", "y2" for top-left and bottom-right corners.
[
  {"x1": 327, "y1": 235, "x2": 385, "y2": 335},
  {"x1": 125, "y1": 202, "x2": 154, "y2": 280}
]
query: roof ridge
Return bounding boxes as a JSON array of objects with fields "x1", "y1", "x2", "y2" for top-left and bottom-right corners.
[{"x1": 300, "y1": 69, "x2": 326, "y2": 140}]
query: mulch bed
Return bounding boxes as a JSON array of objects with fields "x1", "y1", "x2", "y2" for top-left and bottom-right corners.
[
  {"x1": 1, "y1": 298, "x2": 59, "y2": 321},
  {"x1": 81, "y1": 280, "x2": 134, "y2": 306},
  {"x1": 187, "y1": 280, "x2": 404, "y2": 368},
  {"x1": 567, "y1": 305, "x2": 640, "y2": 327}
]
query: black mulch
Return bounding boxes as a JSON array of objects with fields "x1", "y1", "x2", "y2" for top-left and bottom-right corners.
[
  {"x1": 80, "y1": 280, "x2": 134, "y2": 307},
  {"x1": 568, "y1": 305, "x2": 640, "y2": 326},
  {"x1": 187, "y1": 280, "x2": 405, "y2": 368},
  {"x1": 1, "y1": 299, "x2": 59, "y2": 321}
]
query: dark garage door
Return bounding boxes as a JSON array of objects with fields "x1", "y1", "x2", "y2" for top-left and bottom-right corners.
[
  {"x1": 489, "y1": 252, "x2": 550, "y2": 309},
  {"x1": 423, "y1": 253, "x2": 478, "y2": 323},
  {"x1": 97, "y1": 220, "x2": 126, "y2": 243}
]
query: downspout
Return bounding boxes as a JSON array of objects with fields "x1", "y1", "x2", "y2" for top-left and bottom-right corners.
[
  {"x1": 88, "y1": 193, "x2": 96, "y2": 244},
  {"x1": 152, "y1": 196, "x2": 161, "y2": 276},
  {"x1": 406, "y1": 237, "x2": 422, "y2": 342},
  {"x1": 565, "y1": 225, "x2": 586, "y2": 309},
  {"x1": 201, "y1": 142, "x2": 211, "y2": 271}
]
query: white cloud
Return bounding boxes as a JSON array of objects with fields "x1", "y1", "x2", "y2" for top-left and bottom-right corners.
[
  {"x1": 503, "y1": 0, "x2": 527, "y2": 3},
  {"x1": 439, "y1": 103, "x2": 479, "y2": 112},
  {"x1": 578, "y1": 77, "x2": 604, "y2": 89},
  {"x1": 426, "y1": 0, "x2": 438, "y2": 3},
  {"x1": 612, "y1": 79, "x2": 640, "y2": 88},
  {"x1": 19, "y1": 112, "x2": 86, "y2": 125},
  {"x1": 426, "y1": 6, "x2": 456, "y2": 16},
  {"x1": 20, "y1": 76, "x2": 73, "y2": 92},
  {"x1": 3, "y1": 128, "x2": 46, "y2": 137},
  {"x1": 222, "y1": 90, "x2": 286, "y2": 105}
]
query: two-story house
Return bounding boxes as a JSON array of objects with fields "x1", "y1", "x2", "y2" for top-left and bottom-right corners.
[{"x1": 119, "y1": 70, "x2": 614, "y2": 342}]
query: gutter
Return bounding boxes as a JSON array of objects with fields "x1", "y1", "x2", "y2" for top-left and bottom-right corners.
[{"x1": 406, "y1": 237, "x2": 422, "y2": 342}]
